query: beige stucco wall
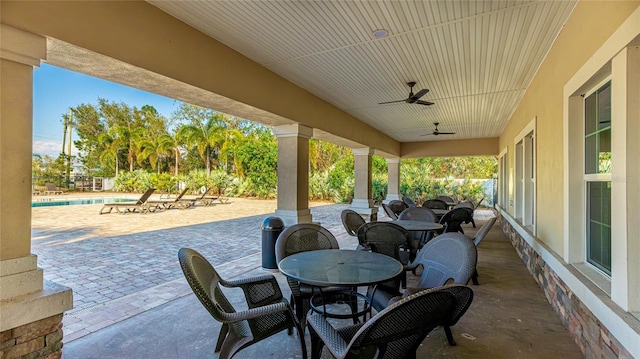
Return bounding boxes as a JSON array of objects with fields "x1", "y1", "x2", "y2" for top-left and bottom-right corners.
[
  {"x1": 498, "y1": 1, "x2": 640, "y2": 255},
  {"x1": 0, "y1": 0, "x2": 400, "y2": 156},
  {"x1": 402, "y1": 137, "x2": 499, "y2": 158}
]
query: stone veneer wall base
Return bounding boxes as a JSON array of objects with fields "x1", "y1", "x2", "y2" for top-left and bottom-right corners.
[
  {"x1": 501, "y1": 216, "x2": 633, "y2": 359},
  {"x1": 0, "y1": 314, "x2": 63, "y2": 359}
]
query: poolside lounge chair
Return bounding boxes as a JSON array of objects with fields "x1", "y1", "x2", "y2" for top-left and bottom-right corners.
[
  {"x1": 181, "y1": 188, "x2": 219, "y2": 207},
  {"x1": 146, "y1": 187, "x2": 192, "y2": 210},
  {"x1": 99, "y1": 188, "x2": 156, "y2": 214},
  {"x1": 43, "y1": 183, "x2": 63, "y2": 195}
]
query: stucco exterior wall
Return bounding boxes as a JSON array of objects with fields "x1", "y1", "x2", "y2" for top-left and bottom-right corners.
[
  {"x1": 401, "y1": 137, "x2": 499, "y2": 158},
  {"x1": 498, "y1": 1, "x2": 640, "y2": 256}
]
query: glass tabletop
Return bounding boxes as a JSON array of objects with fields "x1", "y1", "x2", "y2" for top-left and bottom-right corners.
[
  {"x1": 278, "y1": 249, "x2": 403, "y2": 287},
  {"x1": 393, "y1": 220, "x2": 443, "y2": 231}
]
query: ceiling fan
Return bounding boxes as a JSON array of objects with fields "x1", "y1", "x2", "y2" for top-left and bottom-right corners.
[
  {"x1": 378, "y1": 81, "x2": 434, "y2": 106},
  {"x1": 422, "y1": 122, "x2": 456, "y2": 136}
]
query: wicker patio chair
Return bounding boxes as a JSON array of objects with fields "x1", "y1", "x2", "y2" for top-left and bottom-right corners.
[
  {"x1": 402, "y1": 196, "x2": 416, "y2": 207},
  {"x1": 436, "y1": 195, "x2": 455, "y2": 204},
  {"x1": 401, "y1": 233, "x2": 477, "y2": 345},
  {"x1": 397, "y1": 206, "x2": 439, "y2": 247},
  {"x1": 275, "y1": 223, "x2": 343, "y2": 327},
  {"x1": 307, "y1": 285, "x2": 463, "y2": 359},
  {"x1": 422, "y1": 199, "x2": 449, "y2": 210},
  {"x1": 470, "y1": 217, "x2": 497, "y2": 285},
  {"x1": 177, "y1": 248, "x2": 306, "y2": 359},
  {"x1": 388, "y1": 200, "x2": 409, "y2": 217},
  {"x1": 439, "y1": 207, "x2": 473, "y2": 234},
  {"x1": 453, "y1": 202, "x2": 484, "y2": 228},
  {"x1": 381, "y1": 203, "x2": 397, "y2": 220},
  {"x1": 341, "y1": 209, "x2": 366, "y2": 249},
  {"x1": 357, "y1": 222, "x2": 413, "y2": 310}
]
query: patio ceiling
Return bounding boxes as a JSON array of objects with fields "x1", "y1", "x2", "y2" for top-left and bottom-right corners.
[{"x1": 148, "y1": 0, "x2": 576, "y2": 143}]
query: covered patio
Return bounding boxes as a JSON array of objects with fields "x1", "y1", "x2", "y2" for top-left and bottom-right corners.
[
  {"x1": 30, "y1": 198, "x2": 580, "y2": 358},
  {"x1": 1, "y1": 1, "x2": 640, "y2": 358}
]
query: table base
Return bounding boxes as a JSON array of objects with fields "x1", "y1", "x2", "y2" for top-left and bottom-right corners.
[{"x1": 309, "y1": 290, "x2": 371, "y2": 322}]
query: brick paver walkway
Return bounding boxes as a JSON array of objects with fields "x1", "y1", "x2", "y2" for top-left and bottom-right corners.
[{"x1": 31, "y1": 195, "x2": 353, "y2": 342}]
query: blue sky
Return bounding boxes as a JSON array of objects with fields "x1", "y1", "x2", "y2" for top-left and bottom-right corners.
[{"x1": 33, "y1": 64, "x2": 181, "y2": 157}]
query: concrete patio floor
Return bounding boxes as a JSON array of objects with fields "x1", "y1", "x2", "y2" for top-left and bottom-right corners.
[{"x1": 30, "y1": 194, "x2": 583, "y2": 358}]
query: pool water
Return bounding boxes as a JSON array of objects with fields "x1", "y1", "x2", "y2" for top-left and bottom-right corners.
[{"x1": 31, "y1": 198, "x2": 134, "y2": 208}]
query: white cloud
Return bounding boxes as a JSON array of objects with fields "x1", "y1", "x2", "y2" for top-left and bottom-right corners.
[{"x1": 33, "y1": 140, "x2": 78, "y2": 157}]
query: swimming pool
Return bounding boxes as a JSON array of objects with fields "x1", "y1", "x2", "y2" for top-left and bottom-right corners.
[{"x1": 31, "y1": 198, "x2": 134, "y2": 208}]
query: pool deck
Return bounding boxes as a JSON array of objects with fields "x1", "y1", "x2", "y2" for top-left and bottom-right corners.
[{"x1": 29, "y1": 193, "x2": 583, "y2": 358}]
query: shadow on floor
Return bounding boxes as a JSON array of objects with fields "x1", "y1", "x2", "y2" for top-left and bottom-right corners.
[{"x1": 63, "y1": 216, "x2": 583, "y2": 359}]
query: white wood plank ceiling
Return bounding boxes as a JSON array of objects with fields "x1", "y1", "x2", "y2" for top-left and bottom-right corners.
[{"x1": 148, "y1": 0, "x2": 576, "y2": 143}]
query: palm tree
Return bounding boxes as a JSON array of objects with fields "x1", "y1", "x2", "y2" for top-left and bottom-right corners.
[
  {"x1": 98, "y1": 131, "x2": 125, "y2": 176},
  {"x1": 137, "y1": 133, "x2": 175, "y2": 174},
  {"x1": 176, "y1": 117, "x2": 225, "y2": 176}
]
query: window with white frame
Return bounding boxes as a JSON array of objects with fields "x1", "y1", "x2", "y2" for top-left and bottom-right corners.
[
  {"x1": 514, "y1": 122, "x2": 536, "y2": 230},
  {"x1": 498, "y1": 150, "x2": 508, "y2": 209},
  {"x1": 564, "y1": 12, "x2": 640, "y2": 313},
  {"x1": 584, "y1": 81, "x2": 611, "y2": 275}
]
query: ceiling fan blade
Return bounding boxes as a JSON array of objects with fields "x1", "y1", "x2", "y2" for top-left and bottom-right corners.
[
  {"x1": 378, "y1": 99, "x2": 407, "y2": 104},
  {"x1": 410, "y1": 88, "x2": 429, "y2": 100},
  {"x1": 437, "y1": 131, "x2": 456, "y2": 135},
  {"x1": 415, "y1": 100, "x2": 434, "y2": 106}
]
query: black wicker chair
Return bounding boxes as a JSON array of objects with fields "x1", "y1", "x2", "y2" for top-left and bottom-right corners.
[
  {"x1": 178, "y1": 248, "x2": 306, "y2": 359},
  {"x1": 436, "y1": 195, "x2": 455, "y2": 204},
  {"x1": 422, "y1": 198, "x2": 449, "y2": 210},
  {"x1": 454, "y1": 201, "x2": 477, "y2": 228},
  {"x1": 388, "y1": 200, "x2": 409, "y2": 217},
  {"x1": 402, "y1": 196, "x2": 416, "y2": 207},
  {"x1": 341, "y1": 209, "x2": 366, "y2": 248},
  {"x1": 397, "y1": 206, "x2": 440, "y2": 247},
  {"x1": 275, "y1": 223, "x2": 343, "y2": 327},
  {"x1": 357, "y1": 222, "x2": 413, "y2": 309},
  {"x1": 381, "y1": 203, "x2": 397, "y2": 220},
  {"x1": 307, "y1": 285, "x2": 470, "y2": 359},
  {"x1": 439, "y1": 207, "x2": 473, "y2": 234}
]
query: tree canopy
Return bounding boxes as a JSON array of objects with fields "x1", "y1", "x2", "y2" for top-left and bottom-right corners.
[{"x1": 33, "y1": 99, "x2": 498, "y2": 202}]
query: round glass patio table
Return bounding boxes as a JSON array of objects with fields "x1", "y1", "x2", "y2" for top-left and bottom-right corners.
[
  {"x1": 278, "y1": 249, "x2": 403, "y2": 320},
  {"x1": 278, "y1": 249, "x2": 403, "y2": 287}
]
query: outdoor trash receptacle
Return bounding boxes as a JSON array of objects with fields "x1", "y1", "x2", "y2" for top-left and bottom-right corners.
[{"x1": 261, "y1": 217, "x2": 284, "y2": 270}]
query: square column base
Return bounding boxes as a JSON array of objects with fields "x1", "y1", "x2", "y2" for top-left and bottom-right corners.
[
  {"x1": 349, "y1": 199, "x2": 379, "y2": 222},
  {"x1": 383, "y1": 194, "x2": 401, "y2": 204},
  {"x1": 274, "y1": 209, "x2": 313, "y2": 226}
]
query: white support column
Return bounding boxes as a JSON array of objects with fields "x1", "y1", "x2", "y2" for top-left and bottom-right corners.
[
  {"x1": 384, "y1": 157, "x2": 401, "y2": 203},
  {"x1": 611, "y1": 46, "x2": 640, "y2": 312},
  {"x1": 349, "y1": 148, "x2": 378, "y2": 221},
  {"x1": 273, "y1": 124, "x2": 313, "y2": 225},
  {"x1": 0, "y1": 25, "x2": 72, "y2": 332}
]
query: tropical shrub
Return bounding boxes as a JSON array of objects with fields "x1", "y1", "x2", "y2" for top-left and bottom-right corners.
[
  {"x1": 113, "y1": 170, "x2": 153, "y2": 192},
  {"x1": 226, "y1": 177, "x2": 250, "y2": 197},
  {"x1": 149, "y1": 172, "x2": 177, "y2": 194},
  {"x1": 210, "y1": 169, "x2": 232, "y2": 196},
  {"x1": 309, "y1": 171, "x2": 338, "y2": 202},
  {"x1": 371, "y1": 172, "x2": 388, "y2": 203}
]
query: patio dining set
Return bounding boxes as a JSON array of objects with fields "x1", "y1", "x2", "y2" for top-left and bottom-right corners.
[{"x1": 178, "y1": 198, "x2": 496, "y2": 359}]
